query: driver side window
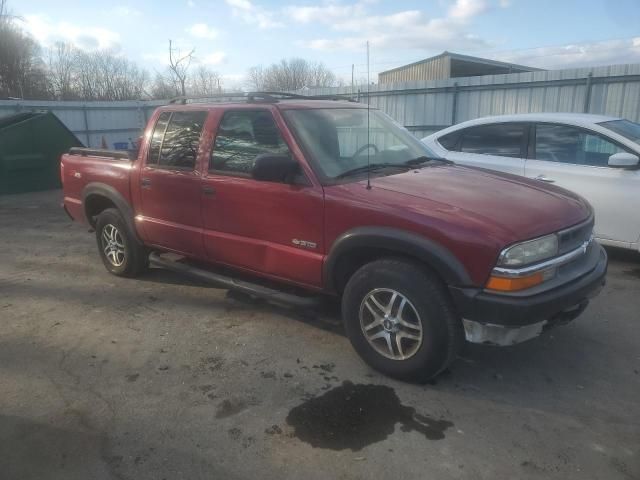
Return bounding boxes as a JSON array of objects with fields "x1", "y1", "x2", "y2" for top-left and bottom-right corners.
[{"x1": 210, "y1": 110, "x2": 291, "y2": 175}]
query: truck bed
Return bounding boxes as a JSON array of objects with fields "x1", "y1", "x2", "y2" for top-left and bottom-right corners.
[{"x1": 60, "y1": 148, "x2": 136, "y2": 225}]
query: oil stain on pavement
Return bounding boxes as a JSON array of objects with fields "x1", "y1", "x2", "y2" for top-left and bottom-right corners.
[{"x1": 286, "y1": 381, "x2": 453, "y2": 451}]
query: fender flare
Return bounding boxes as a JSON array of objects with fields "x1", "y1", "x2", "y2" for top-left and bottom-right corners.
[
  {"x1": 82, "y1": 182, "x2": 143, "y2": 244},
  {"x1": 323, "y1": 226, "x2": 472, "y2": 292}
]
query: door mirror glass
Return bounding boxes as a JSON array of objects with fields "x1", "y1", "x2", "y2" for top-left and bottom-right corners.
[
  {"x1": 608, "y1": 152, "x2": 639, "y2": 168},
  {"x1": 251, "y1": 154, "x2": 299, "y2": 183}
]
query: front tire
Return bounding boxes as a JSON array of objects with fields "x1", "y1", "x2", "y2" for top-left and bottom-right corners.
[
  {"x1": 342, "y1": 258, "x2": 463, "y2": 382},
  {"x1": 95, "y1": 208, "x2": 148, "y2": 277}
]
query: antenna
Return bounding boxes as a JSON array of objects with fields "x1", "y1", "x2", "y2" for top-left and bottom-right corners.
[{"x1": 366, "y1": 41, "x2": 371, "y2": 190}]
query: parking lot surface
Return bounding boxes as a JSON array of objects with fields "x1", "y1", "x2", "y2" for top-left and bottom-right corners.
[{"x1": 1, "y1": 190, "x2": 639, "y2": 480}]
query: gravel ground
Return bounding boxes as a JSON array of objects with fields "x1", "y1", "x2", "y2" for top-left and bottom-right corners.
[{"x1": 1, "y1": 189, "x2": 639, "y2": 480}]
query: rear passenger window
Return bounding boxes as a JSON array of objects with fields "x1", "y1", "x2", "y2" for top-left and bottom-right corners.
[
  {"x1": 210, "y1": 110, "x2": 291, "y2": 175},
  {"x1": 459, "y1": 124, "x2": 525, "y2": 158},
  {"x1": 147, "y1": 112, "x2": 171, "y2": 165},
  {"x1": 437, "y1": 131, "x2": 461, "y2": 150},
  {"x1": 156, "y1": 111, "x2": 207, "y2": 169}
]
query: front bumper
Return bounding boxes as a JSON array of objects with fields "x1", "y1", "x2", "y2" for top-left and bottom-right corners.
[{"x1": 449, "y1": 244, "x2": 607, "y2": 346}]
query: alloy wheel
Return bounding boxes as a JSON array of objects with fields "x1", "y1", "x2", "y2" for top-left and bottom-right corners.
[
  {"x1": 359, "y1": 288, "x2": 423, "y2": 360},
  {"x1": 101, "y1": 224, "x2": 126, "y2": 267}
]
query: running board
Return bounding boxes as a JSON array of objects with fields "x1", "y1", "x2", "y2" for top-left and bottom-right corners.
[{"x1": 148, "y1": 252, "x2": 321, "y2": 308}]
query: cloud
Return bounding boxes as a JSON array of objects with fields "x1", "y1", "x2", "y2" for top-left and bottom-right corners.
[
  {"x1": 23, "y1": 14, "x2": 120, "y2": 51},
  {"x1": 225, "y1": 0, "x2": 283, "y2": 29},
  {"x1": 188, "y1": 0, "x2": 196, "y2": 6},
  {"x1": 495, "y1": 37, "x2": 640, "y2": 69},
  {"x1": 448, "y1": 0, "x2": 488, "y2": 20},
  {"x1": 294, "y1": 2, "x2": 499, "y2": 52},
  {"x1": 285, "y1": 2, "x2": 367, "y2": 23},
  {"x1": 288, "y1": 0, "x2": 499, "y2": 52},
  {"x1": 110, "y1": 6, "x2": 142, "y2": 17},
  {"x1": 187, "y1": 23, "x2": 218, "y2": 39},
  {"x1": 200, "y1": 51, "x2": 227, "y2": 65}
]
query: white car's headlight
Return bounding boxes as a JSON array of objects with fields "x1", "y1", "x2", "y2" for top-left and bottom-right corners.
[{"x1": 497, "y1": 234, "x2": 559, "y2": 267}]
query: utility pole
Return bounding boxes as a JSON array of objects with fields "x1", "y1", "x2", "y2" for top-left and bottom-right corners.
[{"x1": 351, "y1": 64, "x2": 355, "y2": 97}]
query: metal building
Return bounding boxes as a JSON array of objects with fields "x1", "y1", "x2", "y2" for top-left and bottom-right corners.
[{"x1": 378, "y1": 51, "x2": 542, "y2": 84}]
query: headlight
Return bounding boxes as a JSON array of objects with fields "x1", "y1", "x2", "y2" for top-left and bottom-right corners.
[
  {"x1": 487, "y1": 234, "x2": 559, "y2": 292},
  {"x1": 497, "y1": 234, "x2": 558, "y2": 267}
]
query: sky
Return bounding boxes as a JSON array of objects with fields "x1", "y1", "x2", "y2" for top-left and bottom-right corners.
[{"x1": 14, "y1": 0, "x2": 640, "y2": 88}]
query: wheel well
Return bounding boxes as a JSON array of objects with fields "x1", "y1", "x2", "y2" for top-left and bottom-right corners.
[
  {"x1": 332, "y1": 247, "x2": 438, "y2": 294},
  {"x1": 84, "y1": 194, "x2": 116, "y2": 227}
]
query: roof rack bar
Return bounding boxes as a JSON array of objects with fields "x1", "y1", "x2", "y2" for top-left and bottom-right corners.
[
  {"x1": 299, "y1": 94, "x2": 358, "y2": 102},
  {"x1": 168, "y1": 91, "x2": 358, "y2": 105}
]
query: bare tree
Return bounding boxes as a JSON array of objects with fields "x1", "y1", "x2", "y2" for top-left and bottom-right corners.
[
  {"x1": 45, "y1": 42, "x2": 150, "y2": 100},
  {"x1": 0, "y1": 0, "x2": 48, "y2": 99},
  {"x1": 46, "y1": 42, "x2": 78, "y2": 99},
  {"x1": 151, "y1": 72, "x2": 178, "y2": 99},
  {"x1": 246, "y1": 58, "x2": 337, "y2": 91},
  {"x1": 168, "y1": 40, "x2": 194, "y2": 96},
  {"x1": 82, "y1": 50, "x2": 149, "y2": 100},
  {"x1": 188, "y1": 65, "x2": 221, "y2": 96},
  {"x1": 246, "y1": 65, "x2": 264, "y2": 91}
]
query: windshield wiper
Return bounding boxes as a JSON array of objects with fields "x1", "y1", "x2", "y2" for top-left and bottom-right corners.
[
  {"x1": 334, "y1": 163, "x2": 410, "y2": 179},
  {"x1": 403, "y1": 155, "x2": 452, "y2": 166}
]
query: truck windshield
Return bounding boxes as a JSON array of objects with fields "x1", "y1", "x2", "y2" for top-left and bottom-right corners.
[
  {"x1": 283, "y1": 108, "x2": 438, "y2": 181},
  {"x1": 599, "y1": 119, "x2": 640, "y2": 145}
]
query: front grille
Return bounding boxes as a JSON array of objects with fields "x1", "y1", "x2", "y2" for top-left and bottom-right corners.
[{"x1": 558, "y1": 217, "x2": 594, "y2": 255}]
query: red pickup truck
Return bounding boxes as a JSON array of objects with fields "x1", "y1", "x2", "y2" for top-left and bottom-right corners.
[{"x1": 61, "y1": 93, "x2": 607, "y2": 381}]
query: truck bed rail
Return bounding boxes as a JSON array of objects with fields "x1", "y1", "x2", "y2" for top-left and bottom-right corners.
[{"x1": 68, "y1": 147, "x2": 135, "y2": 160}]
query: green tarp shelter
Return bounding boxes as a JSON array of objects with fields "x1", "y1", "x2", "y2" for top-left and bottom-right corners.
[{"x1": 0, "y1": 111, "x2": 83, "y2": 194}]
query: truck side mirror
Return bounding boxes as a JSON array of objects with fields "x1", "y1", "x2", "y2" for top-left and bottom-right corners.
[
  {"x1": 608, "y1": 152, "x2": 639, "y2": 168},
  {"x1": 251, "y1": 154, "x2": 299, "y2": 183}
]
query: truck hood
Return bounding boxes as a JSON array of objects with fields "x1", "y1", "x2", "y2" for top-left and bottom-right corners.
[{"x1": 370, "y1": 164, "x2": 591, "y2": 241}]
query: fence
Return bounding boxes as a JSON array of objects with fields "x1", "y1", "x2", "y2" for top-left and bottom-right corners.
[
  {"x1": 1, "y1": 62, "x2": 640, "y2": 147},
  {"x1": 0, "y1": 99, "x2": 165, "y2": 148},
  {"x1": 301, "y1": 62, "x2": 640, "y2": 139}
]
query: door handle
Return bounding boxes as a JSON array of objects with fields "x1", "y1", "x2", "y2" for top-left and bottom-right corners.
[
  {"x1": 202, "y1": 185, "x2": 216, "y2": 195},
  {"x1": 534, "y1": 175, "x2": 555, "y2": 183},
  {"x1": 141, "y1": 177, "x2": 151, "y2": 188}
]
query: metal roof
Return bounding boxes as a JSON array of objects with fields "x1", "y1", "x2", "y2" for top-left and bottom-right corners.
[{"x1": 379, "y1": 51, "x2": 543, "y2": 77}]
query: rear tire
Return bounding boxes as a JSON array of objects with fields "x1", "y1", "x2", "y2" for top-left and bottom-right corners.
[
  {"x1": 95, "y1": 208, "x2": 148, "y2": 277},
  {"x1": 341, "y1": 258, "x2": 463, "y2": 382}
]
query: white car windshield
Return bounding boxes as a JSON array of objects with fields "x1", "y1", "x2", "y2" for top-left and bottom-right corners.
[
  {"x1": 599, "y1": 119, "x2": 640, "y2": 145},
  {"x1": 283, "y1": 108, "x2": 439, "y2": 181}
]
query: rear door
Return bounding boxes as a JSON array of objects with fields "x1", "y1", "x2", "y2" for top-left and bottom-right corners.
[
  {"x1": 525, "y1": 122, "x2": 640, "y2": 243},
  {"x1": 443, "y1": 123, "x2": 528, "y2": 175},
  {"x1": 138, "y1": 110, "x2": 208, "y2": 256},
  {"x1": 201, "y1": 108, "x2": 325, "y2": 288}
]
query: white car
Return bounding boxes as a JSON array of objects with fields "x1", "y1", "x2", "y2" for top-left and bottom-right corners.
[{"x1": 423, "y1": 113, "x2": 640, "y2": 252}]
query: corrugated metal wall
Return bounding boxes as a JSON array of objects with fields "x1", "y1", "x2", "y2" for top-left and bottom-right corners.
[
  {"x1": 304, "y1": 63, "x2": 640, "y2": 139},
  {"x1": 0, "y1": 100, "x2": 165, "y2": 148},
  {"x1": 378, "y1": 56, "x2": 450, "y2": 83},
  {"x1": 1, "y1": 63, "x2": 639, "y2": 148}
]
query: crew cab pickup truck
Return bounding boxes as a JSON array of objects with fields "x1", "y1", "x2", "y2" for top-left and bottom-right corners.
[{"x1": 61, "y1": 92, "x2": 607, "y2": 382}]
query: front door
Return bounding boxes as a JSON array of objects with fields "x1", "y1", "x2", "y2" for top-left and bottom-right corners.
[
  {"x1": 201, "y1": 108, "x2": 324, "y2": 288},
  {"x1": 139, "y1": 110, "x2": 208, "y2": 256},
  {"x1": 525, "y1": 122, "x2": 640, "y2": 244}
]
